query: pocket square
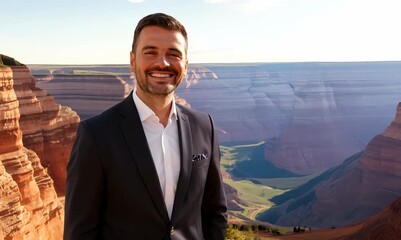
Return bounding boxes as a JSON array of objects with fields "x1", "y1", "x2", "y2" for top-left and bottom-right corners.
[{"x1": 192, "y1": 153, "x2": 208, "y2": 162}]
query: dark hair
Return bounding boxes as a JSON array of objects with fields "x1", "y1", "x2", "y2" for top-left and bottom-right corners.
[{"x1": 131, "y1": 13, "x2": 188, "y2": 53}]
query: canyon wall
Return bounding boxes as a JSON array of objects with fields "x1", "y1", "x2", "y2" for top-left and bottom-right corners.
[
  {"x1": 258, "y1": 103, "x2": 401, "y2": 227},
  {"x1": 12, "y1": 65, "x2": 79, "y2": 194},
  {"x1": 0, "y1": 66, "x2": 64, "y2": 239},
  {"x1": 35, "y1": 68, "x2": 133, "y2": 120}
]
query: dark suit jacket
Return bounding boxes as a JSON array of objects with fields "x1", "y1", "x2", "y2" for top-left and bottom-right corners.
[{"x1": 64, "y1": 91, "x2": 227, "y2": 240}]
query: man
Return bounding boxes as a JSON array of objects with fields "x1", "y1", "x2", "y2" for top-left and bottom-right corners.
[{"x1": 64, "y1": 13, "x2": 227, "y2": 240}]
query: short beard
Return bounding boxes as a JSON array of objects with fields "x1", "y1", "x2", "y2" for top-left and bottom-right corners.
[
  {"x1": 135, "y1": 76, "x2": 178, "y2": 97},
  {"x1": 135, "y1": 66, "x2": 181, "y2": 96},
  {"x1": 138, "y1": 80, "x2": 175, "y2": 96}
]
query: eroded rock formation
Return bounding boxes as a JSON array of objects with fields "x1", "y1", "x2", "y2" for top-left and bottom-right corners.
[
  {"x1": 11, "y1": 65, "x2": 79, "y2": 194},
  {"x1": 0, "y1": 64, "x2": 64, "y2": 239}
]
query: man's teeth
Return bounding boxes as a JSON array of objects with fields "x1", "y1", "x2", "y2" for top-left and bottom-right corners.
[{"x1": 150, "y1": 73, "x2": 170, "y2": 78}]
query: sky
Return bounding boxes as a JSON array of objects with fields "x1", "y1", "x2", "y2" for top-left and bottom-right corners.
[{"x1": 1, "y1": 0, "x2": 401, "y2": 64}]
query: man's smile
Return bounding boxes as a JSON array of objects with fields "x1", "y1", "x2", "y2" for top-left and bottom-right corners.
[{"x1": 148, "y1": 72, "x2": 174, "y2": 78}]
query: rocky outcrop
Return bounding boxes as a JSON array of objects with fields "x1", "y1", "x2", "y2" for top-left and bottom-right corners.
[
  {"x1": 258, "y1": 103, "x2": 401, "y2": 227},
  {"x1": 12, "y1": 65, "x2": 79, "y2": 194},
  {"x1": 0, "y1": 65, "x2": 64, "y2": 239},
  {"x1": 184, "y1": 66, "x2": 218, "y2": 88},
  {"x1": 360, "y1": 103, "x2": 401, "y2": 172}
]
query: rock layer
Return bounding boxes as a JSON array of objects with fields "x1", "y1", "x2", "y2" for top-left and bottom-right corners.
[
  {"x1": 258, "y1": 103, "x2": 401, "y2": 227},
  {"x1": 12, "y1": 65, "x2": 79, "y2": 194},
  {"x1": 36, "y1": 72, "x2": 133, "y2": 120},
  {"x1": 0, "y1": 65, "x2": 64, "y2": 239}
]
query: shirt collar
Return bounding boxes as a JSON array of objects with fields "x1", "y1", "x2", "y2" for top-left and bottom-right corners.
[{"x1": 132, "y1": 88, "x2": 178, "y2": 123}]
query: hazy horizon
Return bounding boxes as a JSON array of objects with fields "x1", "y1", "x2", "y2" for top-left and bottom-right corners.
[{"x1": 21, "y1": 60, "x2": 400, "y2": 68}]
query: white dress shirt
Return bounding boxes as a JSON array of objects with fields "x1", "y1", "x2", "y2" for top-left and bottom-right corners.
[{"x1": 133, "y1": 90, "x2": 180, "y2": 219}]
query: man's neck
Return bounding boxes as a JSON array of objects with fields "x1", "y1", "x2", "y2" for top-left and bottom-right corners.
[{"x1": 136, "y1": 90, "x2": 174, "y2": 127}]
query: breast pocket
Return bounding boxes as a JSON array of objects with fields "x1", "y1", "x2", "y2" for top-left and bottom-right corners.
[
  {"x1": 192, "y1": 159, "x2": 209, "y2": 169},
  {"x1": 192, "y1": 153, "x2": 210, "y2": 169},
  {"x1": 191, "y1": 157, "x2": 209, "y2": 187}
]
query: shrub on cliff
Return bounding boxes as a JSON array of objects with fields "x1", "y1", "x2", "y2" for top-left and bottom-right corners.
[
  {"x1": 0, "y1": 54, "x2": 24, "y2": 67},
  {"x1": 226, "y1": 225, "x2": 246, "y2": 240}
]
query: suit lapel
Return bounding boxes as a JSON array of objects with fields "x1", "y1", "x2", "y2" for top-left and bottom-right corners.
[
  {"x1": 118, "y1": 92, "x2": 169, "y2": 224},
  {"x1": 171, "y1": 106, "x2": 193, "y2": 222}
]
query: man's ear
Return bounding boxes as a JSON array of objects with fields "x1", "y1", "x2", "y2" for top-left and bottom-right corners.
[
  {"x1": 130, "y1": 52, "x2": 135, "y2": 73},
  {"x1": 184, "y1": 59, "x2": 189, "y2": 75}
]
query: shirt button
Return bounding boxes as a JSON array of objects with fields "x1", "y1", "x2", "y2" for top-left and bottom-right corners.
[{"x1": 170, "y1": 227, "x2": 175, "y2": 235}]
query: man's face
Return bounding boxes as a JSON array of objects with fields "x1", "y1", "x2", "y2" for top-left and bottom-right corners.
[{"x1": 130, "y1": 26, "x2": 188, "y2": 97}]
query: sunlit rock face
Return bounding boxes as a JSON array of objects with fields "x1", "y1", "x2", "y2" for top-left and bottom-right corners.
[
  {"x1": 360, "y1": 103, "x2": 401, "y2": 173},
  {"x1": 175, "y1": 63, "x2": 401, "y2": 174},
  {"x1": 12, "y1": 65, "x2": 79, "y2": 194},
  {"x1": 0, "y1": 66, "x2": 63, "y2": 240},
  {"x1": 258, "y1": 103, "x2": 401, "y2": 227}
]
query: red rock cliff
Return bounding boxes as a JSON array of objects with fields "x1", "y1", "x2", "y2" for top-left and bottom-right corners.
[
  {"x1": 0, "y1": 66, "x2": 64, "y2": 239},
  {"x1": 359, "y1": 102, "x2": 401, "y2": 173},
  {"x1": 11, "y1": 65, "x2": 79, "y2": 194},
  {"x1": 259, "y1": 102, "x2": 401, "y2": 227}
]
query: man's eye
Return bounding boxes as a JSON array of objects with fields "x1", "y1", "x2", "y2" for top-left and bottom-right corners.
[
  {"x1": 144, "y1": 52, "x2": 156, "y2": 55},
  {"x1": 169, "y1": 53, "x2": 182, "y2": 59}
]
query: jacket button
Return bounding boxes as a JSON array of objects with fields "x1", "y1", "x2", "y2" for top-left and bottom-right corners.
[{"x1": 170, "y1": 227, "x2": 175, "y2": 235}]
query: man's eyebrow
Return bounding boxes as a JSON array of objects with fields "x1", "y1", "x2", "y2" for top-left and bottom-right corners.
[
  {"x1": 141, "y1": 45, "x2": 157, "y2": 51},
  {"x1": 141, "y1": 45, "x2": 183, "y2": 53}
]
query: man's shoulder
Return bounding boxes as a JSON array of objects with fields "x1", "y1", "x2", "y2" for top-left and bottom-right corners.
[
  {"x1": 175, "y1": 103, "x2": 215, "y2": 129},
  {"x1": 176, "y1": 103, "x2": 210, "y2": 119}
]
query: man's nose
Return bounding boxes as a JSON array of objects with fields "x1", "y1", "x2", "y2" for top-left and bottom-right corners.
[{"x1": 155, "y1": 54, "x2": 170, "y2": 68}]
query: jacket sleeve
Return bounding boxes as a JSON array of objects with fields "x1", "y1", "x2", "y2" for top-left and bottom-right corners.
[
  {"x1": 201, "y1": 115, "x2": 228, "y2": 240},
  {"x1": 64, "y1": 122, "x2": 105, "y2": 240}
]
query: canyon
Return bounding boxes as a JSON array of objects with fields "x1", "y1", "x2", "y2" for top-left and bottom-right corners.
[
  {"x1": 179, "y1": 63, "x2": 401, "y2": 174},
  {"x1": 258, "y1": 103, "x2": 401, "y2": 227},
  {"x1": 33, "y1": 62, "x2": 401, "y2": 175},
  {"x1": 2, "y1": 56, "x2": 401, "y2": 237}
]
